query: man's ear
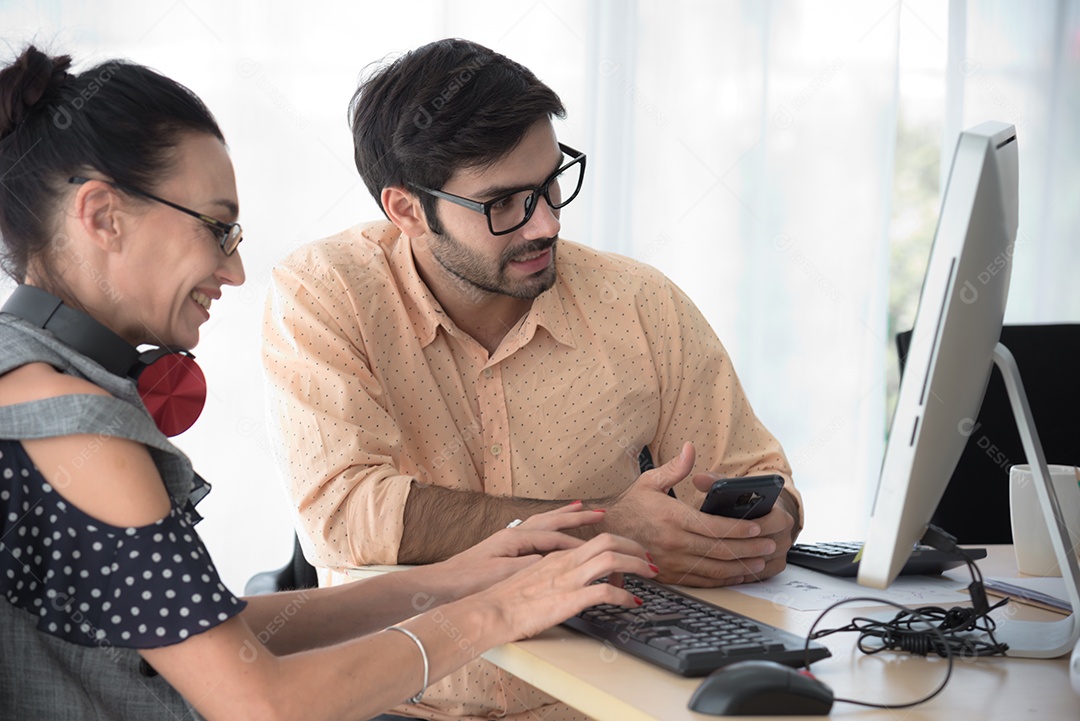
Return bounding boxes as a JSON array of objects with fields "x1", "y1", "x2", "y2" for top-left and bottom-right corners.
[
  {"x1": 71, "y1": 180, "x2": 124, "y2": 252},
  {"x1": 382, "y1": 185, "x2": 431, "y2": 238}
]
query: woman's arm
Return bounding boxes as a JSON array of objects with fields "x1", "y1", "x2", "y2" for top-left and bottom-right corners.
[
  {"x1": 240, "y1": 504, "x2": 611, "y2": 655},
  {"x1": 143, "y1": 530, "x2": 649, "y2": 721}
]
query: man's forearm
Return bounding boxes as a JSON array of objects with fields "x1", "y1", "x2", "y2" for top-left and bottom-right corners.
[{"x1": 398, "y1": 484, "x2": 566, "y2": 563}]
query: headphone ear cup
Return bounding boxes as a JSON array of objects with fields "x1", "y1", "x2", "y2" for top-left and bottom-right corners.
[
  {"x1": 135, "y1": 352, "x2": 206, "y2": 437},
  {"x1": 2, "y1": 285, "x2": 209, "y2": 437}
]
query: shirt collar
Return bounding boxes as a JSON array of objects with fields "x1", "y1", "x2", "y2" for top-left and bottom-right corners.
[
  {"x1": 518, "y1": 278, "x2": 576, "y2": 350},
  {"x1": 386, "y1": 231, "x2": 445, "y2": 348}
]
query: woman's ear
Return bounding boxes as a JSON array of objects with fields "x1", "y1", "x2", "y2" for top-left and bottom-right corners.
[
  {"x1": 382, "y1": 185, "x2": 431, "y2": 238},
  {"x1": 71, "y1": 179, "x2": 124, "y2": 252}
]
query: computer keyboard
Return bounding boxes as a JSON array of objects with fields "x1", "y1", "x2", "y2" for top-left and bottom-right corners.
[
  {"x1": 562, "y1": 575, "x2": 831, "y2": 677},
  {"x1": 787, "y1": 541, "x2": 987, "y2": 578}
]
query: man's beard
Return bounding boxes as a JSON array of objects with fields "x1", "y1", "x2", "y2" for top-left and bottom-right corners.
[{"x1": 429, "y1": 231, "x2": 558, "y2": 302}]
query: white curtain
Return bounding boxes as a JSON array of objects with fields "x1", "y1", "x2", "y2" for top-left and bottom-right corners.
[
  {"x1": 1, "y1": 0, "x2": 1076, "y2": 590},
  {"x1": 595, "y1": 0, "x2": 902, "y2": 544},
  {"x1": 947, "y1": 0, "x2": 1080, "y2": 322}
]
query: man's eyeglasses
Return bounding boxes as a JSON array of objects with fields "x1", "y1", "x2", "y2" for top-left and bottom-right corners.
[
  {"x1": 413, "y1": 143, "x2": 586, "y2": 236},
  {"x1": 68, "y1": 176, "x2": 243, "y2": 256}
]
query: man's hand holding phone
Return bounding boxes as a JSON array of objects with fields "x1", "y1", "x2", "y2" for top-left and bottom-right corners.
[
  {"x1": 691, "y1": 470, "x2": 797, "y2": 584},
  {"x1": 598, "y1": 442, "x2": 796, "y2": 587}
]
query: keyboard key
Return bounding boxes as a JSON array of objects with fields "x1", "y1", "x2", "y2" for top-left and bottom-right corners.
[
  {"x1": 644, "y1": 612, "x2": 688, "y2": 625},
  {"x1": 722, "y1": 643, "x2": 768, "y2": 656}
]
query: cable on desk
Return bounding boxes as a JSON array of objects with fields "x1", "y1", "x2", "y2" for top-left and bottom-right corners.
[{"x1": 798, "y1": 525, "x2": 1009, "y2": 710}]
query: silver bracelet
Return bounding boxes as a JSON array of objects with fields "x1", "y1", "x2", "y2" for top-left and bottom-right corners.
[{"x1": 386, "y1": 626, "x2": 429, "y2": 704}]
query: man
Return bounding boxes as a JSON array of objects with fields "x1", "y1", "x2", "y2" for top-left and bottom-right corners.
[{"x1": 263, "y1": 38, "x2": 801, "y2": 721}]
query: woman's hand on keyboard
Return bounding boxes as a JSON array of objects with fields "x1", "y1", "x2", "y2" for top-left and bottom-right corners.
[
  {"x1": 471, "y1": 531, "x2": 660, "y2": 641},
  {"x1": 428, "y1": 502, "x2": 617, "y2": 600}
]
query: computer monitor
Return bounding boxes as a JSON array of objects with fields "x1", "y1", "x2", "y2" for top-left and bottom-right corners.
[{"x1": 856, "y1": 121, "x2": 1080, "y2": 658}]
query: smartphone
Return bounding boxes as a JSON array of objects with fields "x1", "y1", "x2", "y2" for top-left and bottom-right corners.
[{"x1": 699, "y1": 474, "x2": 784, "y2": 519}]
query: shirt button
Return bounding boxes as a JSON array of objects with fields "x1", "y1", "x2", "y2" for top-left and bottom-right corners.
[
  {"x1": 483, "y1": 368, "x2": 493, "y2": 379},
  {"x1": 491, "y1": 444, "x2": 502, "y2": 456}
]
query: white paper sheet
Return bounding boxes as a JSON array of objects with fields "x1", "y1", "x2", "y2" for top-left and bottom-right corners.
[{"x1": 729, "y1": 565, "x2": 970, "y2": 611}]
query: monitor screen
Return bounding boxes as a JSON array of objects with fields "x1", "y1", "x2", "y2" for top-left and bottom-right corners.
[{"x1": 858, "y1": 121, "x2": 1018, "y2": 590}]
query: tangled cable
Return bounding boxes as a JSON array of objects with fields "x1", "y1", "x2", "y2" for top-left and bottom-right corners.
[
  {"x1": 799, "y1": 527, "x2": 1009, "y2": 710},
  {"x1": 811, "y1": 596, "x2": 1010, "y2": 664},
  {"x1": 854, "y1": 599, "x2": 1009, "y2": 658}
]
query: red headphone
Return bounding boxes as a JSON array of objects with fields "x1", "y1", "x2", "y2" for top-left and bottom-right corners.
[{"x1": 2, "y1": 285, "x2": 206, "y2": 436}]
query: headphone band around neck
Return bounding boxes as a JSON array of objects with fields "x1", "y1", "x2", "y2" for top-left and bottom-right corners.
[
  {"x1": 1, "y1": 284, "x2": 207, "y2": 437},
  {"x1": 1, "y1": 285, "x2": 141, "y2": 376}
]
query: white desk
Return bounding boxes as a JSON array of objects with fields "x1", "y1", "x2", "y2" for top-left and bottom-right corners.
[{"x1": 481, "y1": 546, "x2": 1080, "y2": 720}]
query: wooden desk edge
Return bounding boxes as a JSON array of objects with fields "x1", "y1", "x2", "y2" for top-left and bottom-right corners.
[{"x1": 483, "y1": 639, "x2": 662, "y2": 721}]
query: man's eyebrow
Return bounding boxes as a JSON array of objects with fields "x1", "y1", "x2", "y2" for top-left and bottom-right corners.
[{"x1": 473, "y1": 153, "x2": 566, "y2": 200}]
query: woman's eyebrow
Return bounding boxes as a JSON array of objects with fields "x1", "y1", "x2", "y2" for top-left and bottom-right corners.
[{"x1": 208, "y1": 198, "x2": 239, "y2": 221}]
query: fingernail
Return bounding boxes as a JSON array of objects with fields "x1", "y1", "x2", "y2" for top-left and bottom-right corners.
[
  {"x1": 593, "y1": 509, "x2": 607, "y2": 513},
  {"x1": 747, "y1": 525, "x2": 761, "y2": 537},
  {"x1": 571, "y1": 500, "x2": 582, "y2": 505},
  {"x1": 648, "y1": 564, "x2": 659, "y2": 573},
  {"x1": 634, "y1": 596, "x2": 644, "y2": 606},
  {"x1": 645, "y1": 552, "x2": 654, "y2": 563}
]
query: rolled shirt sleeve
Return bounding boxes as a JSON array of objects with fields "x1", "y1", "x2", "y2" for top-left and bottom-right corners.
[{"x1": 262, "y1": 228, "x2": 417, "y2": 566}]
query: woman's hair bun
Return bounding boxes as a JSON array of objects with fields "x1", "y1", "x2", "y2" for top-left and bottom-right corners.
[
  {"x1": 0, "y1": 45, "x2": 73, "y2": 138},
  {"x1": 0, "y1": 44, "x2": 223, "y2": 284}
]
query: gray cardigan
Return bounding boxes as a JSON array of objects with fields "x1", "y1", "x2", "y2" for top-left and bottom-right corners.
[{"x1": 0, "y1": 314, "x2": 204, "y2": 721}]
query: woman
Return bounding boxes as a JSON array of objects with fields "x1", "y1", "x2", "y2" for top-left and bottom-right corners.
[{"x1": 0, "y1": 46, "x2": 672, "y2": 720}]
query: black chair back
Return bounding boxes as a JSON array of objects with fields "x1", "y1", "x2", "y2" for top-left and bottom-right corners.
[{"x1": 896, "y1": 324, "x2": 1080, "y2": 543}]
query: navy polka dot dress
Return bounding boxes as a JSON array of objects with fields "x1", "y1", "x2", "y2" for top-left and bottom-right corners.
[{"x1": 0, "y1": 439, "x2": 245, "y2": 648}]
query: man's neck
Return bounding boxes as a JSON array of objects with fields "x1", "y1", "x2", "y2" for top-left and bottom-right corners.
[{"x1": 415, "y1": 257, "x2": 533, "y2": 356}]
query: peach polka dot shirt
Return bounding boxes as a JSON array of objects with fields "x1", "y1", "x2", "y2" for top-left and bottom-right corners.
[{"x1": 262, "y1": 221, "x2": 796, "y2": 568}]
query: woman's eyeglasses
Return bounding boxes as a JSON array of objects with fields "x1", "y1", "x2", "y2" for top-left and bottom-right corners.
[{"x1": 68, "y1": 176, "x2": 243, "y2": 256}]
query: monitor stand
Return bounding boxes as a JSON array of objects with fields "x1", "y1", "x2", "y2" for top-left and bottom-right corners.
[{"x1": 988, "y1": 342, "x2": 1080, "y2": 658}]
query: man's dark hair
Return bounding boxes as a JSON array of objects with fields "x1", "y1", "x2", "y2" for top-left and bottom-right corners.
[{"x1": 349, "y1": 38, "x2": 565, "y2": 234}]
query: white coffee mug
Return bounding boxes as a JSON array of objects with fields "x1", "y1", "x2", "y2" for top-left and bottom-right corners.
[{"x1": 1009, "y1": 464, "x2": 1080, "y2": 576}]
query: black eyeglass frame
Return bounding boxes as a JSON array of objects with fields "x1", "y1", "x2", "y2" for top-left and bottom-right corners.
[
  {"x1": 412, "y1": 143, "x2": 586, "y2": 237},
  {"x1": 68, "y1": 176, "x2": 243, "y2": 256}
]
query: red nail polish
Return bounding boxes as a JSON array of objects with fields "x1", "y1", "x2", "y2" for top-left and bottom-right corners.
[
  {"x1": 593, "y1": 508, "x2": 607, "y2": 513},
  {"x1": 648, "y1": 564, "x2": 660, "y2": 573},
  {"x1": 634, "y1": 596, "x2": 644, "y2": 606},
  {"x1": 571, "y1": 500, "x2": 582, "y2": 505},
  {"x1": 645, "y1": 552, "x2": 654, "y2": 563}
]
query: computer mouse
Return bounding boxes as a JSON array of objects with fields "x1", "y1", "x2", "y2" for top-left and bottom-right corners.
[{"x1": 687, "y1": 660, "x2": 834, "y2": 716}]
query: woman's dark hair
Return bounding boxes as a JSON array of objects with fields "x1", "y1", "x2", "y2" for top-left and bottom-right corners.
[
  {"x1": 349, "y1": 38, "x2": 565, "y2": 234},
  {"x1": 0, "y1": 45, "x2": 224, "y2": 283}
]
